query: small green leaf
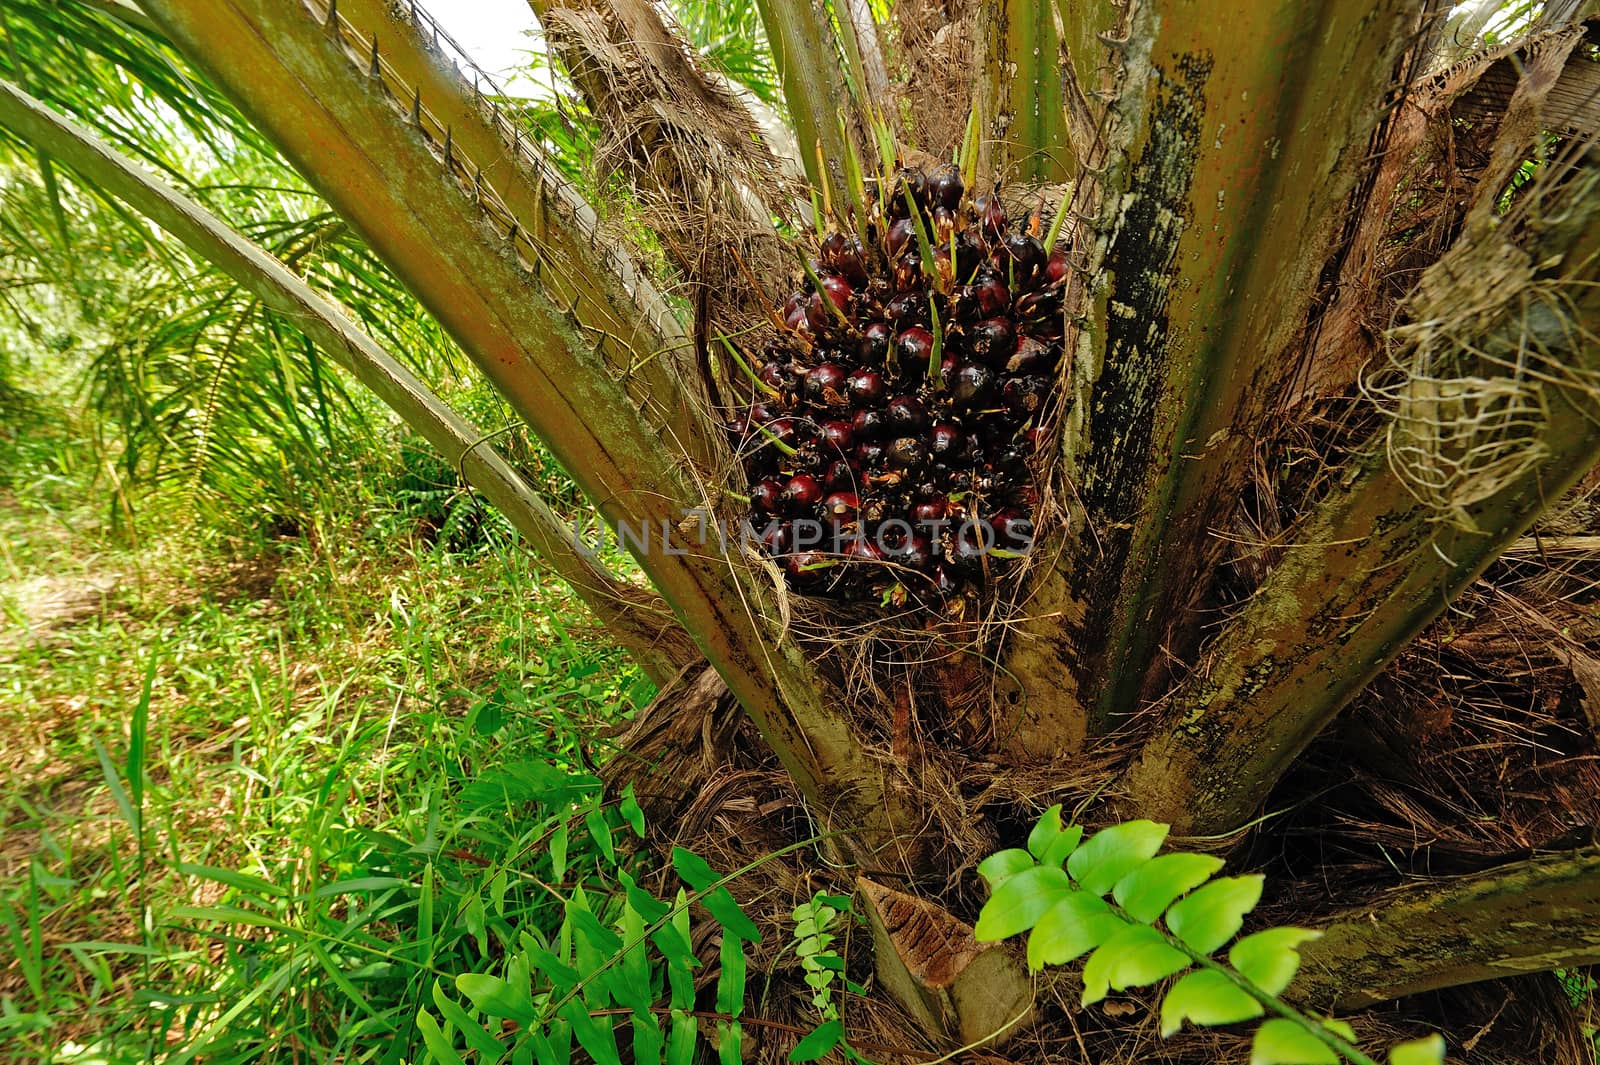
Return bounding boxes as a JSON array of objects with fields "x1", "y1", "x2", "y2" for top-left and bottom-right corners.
[
  {"x1": 1026, "y1": 890, "x2": 1123, "y2": 969},
  {"x1": 789, "y1": 1019, "x2": 845, "y2": 1062},
  {"x1": 1159, "y1": 969, "x2": 1264, "y2": 1036},
  {"x1": 975, "y1": 865, "x2": 1072, "y2": 942},
  {"x1": 560, "y1": 999, "x2": 622, "y2": 1065},
  {"x1": 717, "y1": 934, "x2": 748, "y2": 1017},
  {"x1": 416, "y1": 1009, "x2": 467, "y2": 1065},
  {"x1": 617, "y1": 870, "x2": 671, "y2": 923},
  {"x1": 1067, "y1": 821, "x2": 1170, "y2": 895},
  {"x1": 666, "y1": 1010, "x2": 697, "y2": 1065},
  {"x1": 1228, "y1": 928, "x2": 1322, "y2": 996},
  {"x1": 620, "y1": 785, "x2": 646, "y2": 837},
  {"x1": 1165, "y1": 875, "x2": 1265, "y2": 955},
  {"x1": 1041, "y1": 825, "x2": 1085, "y2": 867},
  {"x1": 1027, "y1": 805, "x2": 1063, "y2": 859},
  {"x1": 673, "y1": 848, "x2": 759, "y2": 942},
  {"x1": 432, "y1": 980, "x2": 506, "y2": 1060},
  {"x1": 1250, "y1": 1019, "x2": 1339, "y2": 1065},
  {"x1": 550, "y1": 820, "x2": 568, "y2": 882},
  {"x1": 977, "y1": 848, "x2": 1036, "y2": 889},
  {"x1": 1389, "y1": 1034, "x2": 1446, "y2": 1065},
  {"x1": 1080, "y1": 924, "x2": 1189, "y2": 1006},
  {"x1": 704, "y1": 889, "x2": 761, "y2": 943},
  {"x1": 455, "y1": 973, "x2": 537, "y2": 1023},
  {"x1": 1323, "y1": 1019, "x2": 1357, "y2": 1043},
  {"x1": 672, "y1": 847, "x2": 719, "y2": 891},
  {"x1": 584, "y1": 807, "x2": 615, "y2": 864},
  {"x1": 1113, "y1": 853, "x2": 1225, "y2": 924}
]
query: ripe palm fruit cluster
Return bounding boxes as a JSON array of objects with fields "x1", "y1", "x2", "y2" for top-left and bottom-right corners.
[{"x1": 731, "y1": 161, "x2": 1067, "y2": 603}]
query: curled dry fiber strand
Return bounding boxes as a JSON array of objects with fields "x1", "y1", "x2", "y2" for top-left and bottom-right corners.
[{"x1": 1365, "y1": 236, "x2": 1600, "y2": 532}]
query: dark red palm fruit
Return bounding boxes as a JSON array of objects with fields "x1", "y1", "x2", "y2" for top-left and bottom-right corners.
[
  {"x1": 824, "y1": 458, "x2": 855, "y2": 489},
  {"x1": 973, "y1": 270, "x2": 1011, "y2": 317},
  {"x1": 782, "y1": 473, "x2": 824, "y2": 510},
  {"x1": 930, "y1": 564, "x2": 961, "y2": 598},
  {"x1": 893, "y1": 253, "x2": 923, "y2": 293},
  {"x1": 764, "y1": 416, "x2": 800, "y2": 449},
  {"x1": 928, "y1": 423, "x2": 969, "y2": 465},
  {"x1": 1016, "y1": 288, "x2": 1062, "y2": 325},
  {"x1": 929, "y1": 163, "x2": 964, "y2": 210},
  {"x1": 819, "y1": 420, "x2": 855, "y2": 452},
  {"x1": 804, "y1": 292, "x2": 831, "y2": 330},
  {"x1": 991, "y1": 507, "x2": 1034, "y2": 550},
  {"x1": 822, "y1": 491, "x2": 860, "y2": 522},
  {"x1": 819, "y1": 232, "x2": 848, "y2": 268},
  {"x1": 999, "y1": 233, "x2": 1047, "y2": 287},
  {"x1": 859, "y1": 322, "x2": 893, "y2": 363},
  {"x1": 784, "y1": 550, "x2": 829, "y2": 589},
  {"x1": 851, "y1": 406, "x2": 888, "y2": 439},
  {"x1": 886, "y1": 291, "x2": 930, "y2": 329},
  {"x1": 931, "y1": 206, "x2": 958, "y2": 245},
  {"x1": 886, "y1": 395, "x2": 930, "y2": 432},
  {"x1": 969, "y1": 317, "x2": 1017, "y2": 367},
  {"x1": 950, "y1": 521, "x2": 993, "y2": 571},
  {"x1": 901, "y1": 533, "x2": 936, "y2": 570},
  {"x1": 886, "y1": 436, "x2": 929, "y2": 473},
  {"x1": 758, "y1": 520, "x2": 793, "y2": 557},
  {"x1": 804, "y1": 362, "x2": 848, "y2": 405},
  {"x1": 856, "y1": 439, "x2": 887, "y2": 467},
  {"x1": 940, "y1": 349, "x2": 961, "y2": 380},
  {"x1": 950, "y1": 363, "x2": 995, "y2": 410},
  {"x1": 748, "y1": 400, "x2": 779, "y2": 426},
  {"x1": 895, "y1": 328, "x2": 935, "y2": 377},
  {"x1": 846, "y1": 369, "x2": 887, "y2": 409},
  {"x1": 750, "y1": 477, "x2": 785, "y2": 513},
  {"x1": 820, "y1": 273, "x2": 853, "y2": 311},
  {"x1": 992, "y1": 440, "x2": 1029, "y2": 469},
  {"x1": 1001, "y1": 375, "x2": 1050, "y2": 417},
  {"x1": 784, "y1": 302, "x2": 809, "y2": 332},
  {"x1": 954, "y1": 227, "x2": 988, "y2": 277},
  {"x1": 974, "y1": 192, "x2": 1006, "y2": 237},
  {"x1": 886, "y1": 217, "x2": 915, "y2": 255},
  {"x1": 844, "y1": 535, "x2": 882, "y2": 564},
  {"x1": 741, "y1": 447, "x2": 775, "y2": 481},
  {"x1": 1046, "y1": 246, "x2": 1070, "y2": 286},
  {"x1": 911, "y1": 499, "x2": 949, "y2": 524},
  {"x1": 1007, "y1": 336, "x2": 1058, "y2": 375},
  {"x1": 898, "y1": 167, "x2": 930, "y2": 210},
  {"x1": 836, "y1": 239, "x2": 869, "y2": 287},
  {"x1": 888, "y1": 290, "x2": 930, "y2": 325},
  {"x1": 758, "y1": 359, "x2": 795, "y2": 391}
]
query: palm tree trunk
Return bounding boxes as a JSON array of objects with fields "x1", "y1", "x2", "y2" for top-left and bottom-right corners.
[
  {"x1": 1128, "y1": 174, "x2": 1600, "y2": 835},
  {"x1": 995, "y1": 0, "x2": 1422, "y2": 758}
]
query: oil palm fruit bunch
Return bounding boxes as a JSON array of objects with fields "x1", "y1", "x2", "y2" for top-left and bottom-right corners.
[{"x1": 730, "y1": 161, "x2": 1068, "y2": 605}]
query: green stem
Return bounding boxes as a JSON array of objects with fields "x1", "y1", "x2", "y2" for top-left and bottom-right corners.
[{"x1": 752, "y1": 0, "x2": 855, "y2": 212}]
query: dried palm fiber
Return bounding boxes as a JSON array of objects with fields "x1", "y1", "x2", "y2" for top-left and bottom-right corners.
[{"x1": 536, "y1": 0, "x2": 806, "y2": 335}]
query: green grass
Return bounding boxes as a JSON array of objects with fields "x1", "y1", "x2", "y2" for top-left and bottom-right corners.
[{"x1": 0, "y1": 441, "x2": 654, "y2": 1063}]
